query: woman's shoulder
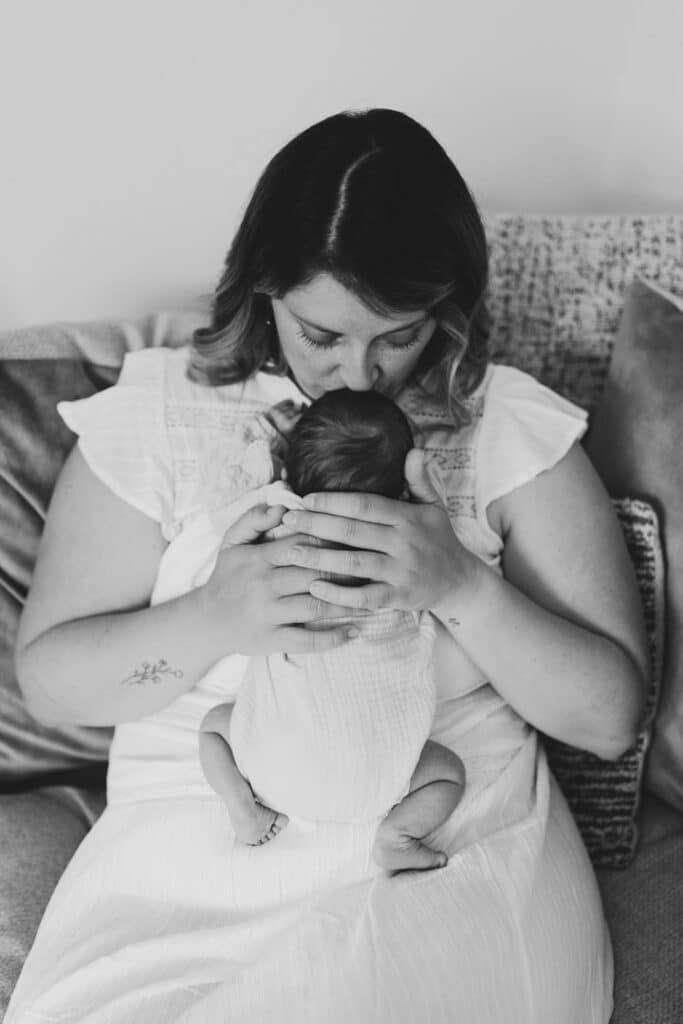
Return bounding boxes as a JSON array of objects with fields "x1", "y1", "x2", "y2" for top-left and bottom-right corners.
[
  {"x1": 118, "y1": 346, "x2": 304, "y2": 412},
  {"x1": 112, "y1": 344, "x2": 186, "y2": 392},
  {"x1": 482, "y1": 363, "x2": 586, "y2": 419},
  {"x1": 479, "y1": 363, "x2": 588, "y2": 461},
  {"x1": 476, "y1": 363, "x2": 588, "y2": 528}
]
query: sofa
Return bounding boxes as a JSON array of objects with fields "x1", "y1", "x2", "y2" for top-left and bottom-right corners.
[{"x1": 1, "y1": 214, "x2": 682, "y2": 1023}]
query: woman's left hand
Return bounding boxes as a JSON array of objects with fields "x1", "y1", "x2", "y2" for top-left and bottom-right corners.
[{"x1": 280, "y1": 449, "x2": 481, "y2": 612}]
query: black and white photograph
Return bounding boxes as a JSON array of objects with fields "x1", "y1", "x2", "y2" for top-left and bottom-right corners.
[{"x1": 1, "y1": 2, "x2": 681, "y2": 1021}]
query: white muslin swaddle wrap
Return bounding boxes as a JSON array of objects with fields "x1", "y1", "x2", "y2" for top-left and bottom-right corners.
[{"x1": 152, "y1": 479, "x2": 437, "y2": 826}]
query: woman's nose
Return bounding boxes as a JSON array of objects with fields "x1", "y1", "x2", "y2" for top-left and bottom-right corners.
[{"x1": 339, "y1": 344, "x2": 379, "y2": 391}]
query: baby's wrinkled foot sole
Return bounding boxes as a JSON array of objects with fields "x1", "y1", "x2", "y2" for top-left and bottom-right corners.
[
  {"x1": 252, "y1": 811, "x2": 289, "y2": 846},
  {"x1": 372, "y1": 831, "x2": 448, "y2": 873},
  {"x1": 234, "y1": 806, "x2": 289, "y2": 847}
]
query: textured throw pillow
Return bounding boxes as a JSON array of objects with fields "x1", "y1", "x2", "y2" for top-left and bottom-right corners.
[
  {"x1": 0, "y1": 312, "x2": 203, "y2": 791},
  {"x1": 584, "y1": 277, "x2": 683, "y2": 813},
  {"x1": 544, "y1": 498, "x2": 663, "y2": 869}
]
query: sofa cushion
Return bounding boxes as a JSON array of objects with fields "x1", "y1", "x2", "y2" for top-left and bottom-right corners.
[
  {"x1": 543, "y1": 498, "x2": 664, "y2": 868},
  {"x1": 596, "y1": 792, "x2": 683, "y2": 1024},
  {"x1": 585, "y1": 278, "x2": 683, "y2": 813},
  {"x1": 0, "y1": 784, "x2": 106, "y2": 1018},
  {"x1": 485, "y1": 215, "x2": 683, "y2": 412},
  {"x1": 0, "y1": 313, "x2": 203, "y2": 790}
]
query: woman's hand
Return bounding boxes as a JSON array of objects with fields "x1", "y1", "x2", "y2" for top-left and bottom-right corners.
[
  {"x1": 278, "y1": 450, "x2": 483, "y2": 612},
  {"x1": 199, "y1": 503, "x2": 363, "y2": 655}
]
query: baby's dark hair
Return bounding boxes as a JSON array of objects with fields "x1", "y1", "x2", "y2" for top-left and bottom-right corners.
[{"x1": 283, "y1": 389, "x2": 414, "y2": 499}]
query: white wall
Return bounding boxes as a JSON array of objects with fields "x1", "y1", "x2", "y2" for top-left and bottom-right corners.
[{"x1": 1, "y1": 0, "x2": 681, "y2": 330}]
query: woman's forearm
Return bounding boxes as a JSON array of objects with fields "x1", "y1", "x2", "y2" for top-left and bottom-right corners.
[
  {"x1": 434, "y1": 565, "x2": 646, "y2": 760},
  {"x1": 15, "y1": 587, "x2": 230, "y2": 726}
]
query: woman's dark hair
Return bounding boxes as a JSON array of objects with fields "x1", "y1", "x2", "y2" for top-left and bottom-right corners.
[
  {"x1": 284, "y1": 389, "x2": 414, "y2": 499},
  {"x1": 190, "y1": 108, "x2": 490, "y2": 423}
]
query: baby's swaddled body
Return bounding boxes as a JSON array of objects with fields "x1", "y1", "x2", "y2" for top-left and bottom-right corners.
[
  {"x1": 152, "y1": 482, "x2": 437, "y2": 826},
  {"x1": 231, "y1": 607, "x2": 436, "y2": 824}
]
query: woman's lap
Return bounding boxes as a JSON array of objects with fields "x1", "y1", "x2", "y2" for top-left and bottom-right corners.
[{"x1": 6, "y1": 747, "x2": 613, "y2": 1024}]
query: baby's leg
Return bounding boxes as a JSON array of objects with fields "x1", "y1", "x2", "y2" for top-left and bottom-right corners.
[
  {"x1": 199, "y1": 703, "x2": 288, "y2": 845},
  {"x1": 372, "y1": 740, "x2": 465, "y2": 873}
]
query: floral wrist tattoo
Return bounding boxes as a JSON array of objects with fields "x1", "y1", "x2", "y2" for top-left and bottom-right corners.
[{"x1": 121, "y1": 659, "x2": 184, "y2": 686}]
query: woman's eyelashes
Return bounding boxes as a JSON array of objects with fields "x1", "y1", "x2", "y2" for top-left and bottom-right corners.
[
  {"x1": 294, "y1": 325, "x2": 425, "y2": 352},
  {"x1": 295, "y1": 326, "x2": 337, "y2": 350}
]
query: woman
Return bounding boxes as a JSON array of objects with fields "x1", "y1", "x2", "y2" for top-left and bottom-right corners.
[{"x1": 8, "y1": 109, "x2": 648, "y2": 1023}]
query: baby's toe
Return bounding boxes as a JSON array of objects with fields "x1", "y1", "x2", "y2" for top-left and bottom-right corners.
[{"x1": 253, "y1": 810, "x2": 289, "y2": 846}]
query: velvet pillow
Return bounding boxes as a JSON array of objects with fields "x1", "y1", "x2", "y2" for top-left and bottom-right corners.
[
  {"x1": 0, "y1": 313, "x2": 202, "y2": 792},
  {"x1": 544, "y1": 498, "x2": 663, "y2": 868},
  {"x1": 584, "y1": 278, "x2": 683, "y2": 813}
]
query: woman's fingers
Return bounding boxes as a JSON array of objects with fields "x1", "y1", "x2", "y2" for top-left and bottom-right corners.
[
  {"x1": 279, "y1": 509, "x2": 395, "y2": 552},
  {"x1": 262, "y1": 532, "x2": 327, "y2": 567},
  {"x1": 300, "y1": 490, "x2": 402, "y2": 525},
  {"x1": 275, "y1": 624, "x2": 358, "y2": 654},
  {"x1": 270, "y1": 566, "x2": 334, "y2": 597},
  {"x1": 221, "y1": 503, "x2": 286, "y2": 546},
  {"x1": 307, "y1": 579, "x2": 394, "y2": 611},
  {"x1": 284, "y1": 543, "x2": 389, "y2": 581},
  {"x1": 277, "y1": 594, "x2": 371, "y2": 623}
]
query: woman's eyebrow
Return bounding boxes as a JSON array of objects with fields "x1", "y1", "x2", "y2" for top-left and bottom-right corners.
[{"x1": 290, "y1": 311, "x2": 428, "y2": 335}]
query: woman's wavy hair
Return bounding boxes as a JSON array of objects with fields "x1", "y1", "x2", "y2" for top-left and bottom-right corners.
[{"x1": 190, "y1": 108, "x2": 491, "y2": 423}]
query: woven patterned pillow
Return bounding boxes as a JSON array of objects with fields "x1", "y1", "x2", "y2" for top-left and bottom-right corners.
[
  {"x1": 543, "y1": 498, "x2": 664, "y2": 869},
  {"x1": 484, "y1": 214, "x2": 683, "y2": 413}
]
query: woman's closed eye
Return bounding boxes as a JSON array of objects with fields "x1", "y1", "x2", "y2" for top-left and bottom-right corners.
[{"x1": 295, "y1": 325, "x2": 426, "y2": 351}]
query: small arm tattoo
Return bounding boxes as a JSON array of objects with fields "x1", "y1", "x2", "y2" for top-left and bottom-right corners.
[
  {"x1": 448, "y1": 617, "x2": 460, "y2": 628},
  {"x1": 121, "y1": 659, "x2": 184, "y2": 686}
]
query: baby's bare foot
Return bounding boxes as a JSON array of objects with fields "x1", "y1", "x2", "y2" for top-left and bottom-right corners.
[
  {"x1": 372, "y1": 825, "x2": 447, "y2": 874},
  {"x1": 232, "y1": 800, "x2": 289, "y2": 846}
]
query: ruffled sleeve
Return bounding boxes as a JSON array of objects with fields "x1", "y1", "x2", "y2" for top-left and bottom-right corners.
[
  {"x1": 476, "y1": 365, "x2": 588, "y2": 544},
  {"x1": 57, "y1": 348, "x2": 176, "y2": 539}
]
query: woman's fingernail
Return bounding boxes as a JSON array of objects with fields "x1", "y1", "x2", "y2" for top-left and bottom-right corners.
[{"x1": 282, "y1": 511, "x2": 298, "y2": 526}]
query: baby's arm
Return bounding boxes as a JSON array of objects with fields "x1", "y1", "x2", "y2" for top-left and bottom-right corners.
[
  {"x1": 199, "y1": 703, "x2": 288, "y2": 845},
  {"x1": 373, "y1": 740, "x2": 465, "y2": 873}
]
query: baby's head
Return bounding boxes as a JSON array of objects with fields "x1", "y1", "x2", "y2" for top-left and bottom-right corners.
[{"x1": 283, "y1": 389, "x2": 414, "y2": 499}]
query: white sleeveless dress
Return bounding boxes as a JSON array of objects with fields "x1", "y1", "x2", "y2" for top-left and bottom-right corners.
[{"x1": 6, "y1": 347, "x2": 614, "y2": 1024}]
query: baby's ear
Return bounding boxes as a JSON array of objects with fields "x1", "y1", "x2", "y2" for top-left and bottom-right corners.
[
  {"x1": 411, "y1": 425, "x2": 426, "y2": 449},
  {"x1": 268, "y1": 400, "x2": 303, "y2": 437}
]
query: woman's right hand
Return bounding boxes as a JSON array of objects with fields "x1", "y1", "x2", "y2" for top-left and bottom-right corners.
[{"x1": 199, "y1": 503, "x2": 362, "y2": 656}]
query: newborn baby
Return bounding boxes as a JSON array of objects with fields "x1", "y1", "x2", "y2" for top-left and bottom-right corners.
[{"x1": 197, "y1": 389, "x2": 465, "y2": 873}]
